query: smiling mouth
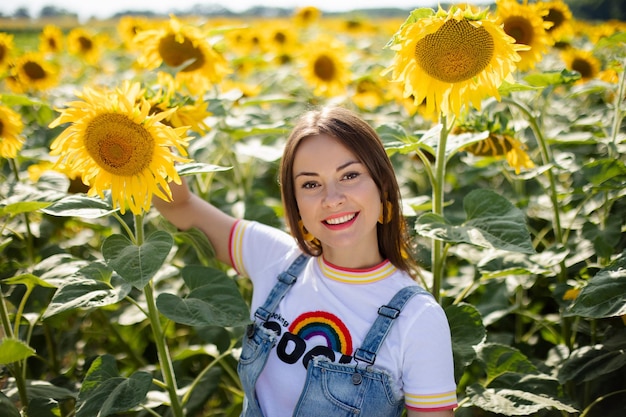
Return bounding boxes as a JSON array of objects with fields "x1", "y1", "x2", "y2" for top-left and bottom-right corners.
[{"x1": 324, "y1": 213, "x2": 357, "y2": 225}]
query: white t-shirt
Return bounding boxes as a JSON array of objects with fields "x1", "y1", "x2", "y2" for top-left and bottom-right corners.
[{"x1": 230, "y1": 220, "x2": 457, "y2": 416}]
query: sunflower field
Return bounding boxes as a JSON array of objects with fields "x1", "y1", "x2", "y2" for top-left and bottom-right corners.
[{"x1": 1, "y1": 0, "x2": 625, "y2": 416}]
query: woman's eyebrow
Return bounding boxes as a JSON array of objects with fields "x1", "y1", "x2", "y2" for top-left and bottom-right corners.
[{"x1": 294, "y1": 160, "x2": 361, "y2": 179}]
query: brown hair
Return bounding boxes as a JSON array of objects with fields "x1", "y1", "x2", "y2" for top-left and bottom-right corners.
[{"x1": 279, "y1": 107, "x2": 417, "y2": 277}]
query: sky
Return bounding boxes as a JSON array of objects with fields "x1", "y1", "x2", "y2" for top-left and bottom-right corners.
[{"x1": 2, "y1": 0, "x2": 454, "y2": 21}]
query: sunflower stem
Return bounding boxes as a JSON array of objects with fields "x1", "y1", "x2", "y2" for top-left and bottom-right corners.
[
  {"x1": 134, "y1": 213, "x2": 184, "y2": 417},
  {"x1": 0, "y1": 285, "x2": 30, "y2": 414},
  {"x1": 431, "y1": 114, "x2": 450, "y2": 302},
  {"x1": 502, "y1": 97, "x2": 573, "y2": 353},
  {"x1": 502, "y1": 98, "x2": 565, "y2": 268},
  {"x1": 608, "y1": 59, "x2": 626, "y2": 159},
  {"x1": 9, "y1": 158, "x2": 35, "y2": 264}
]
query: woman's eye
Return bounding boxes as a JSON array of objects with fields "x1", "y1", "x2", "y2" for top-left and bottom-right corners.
[
  {"x1": 343, "y1": 172, "x2": 360, "y2": 181},
  {"x1": 302, "y1": 181, "x2": 318, "y2": 189}
]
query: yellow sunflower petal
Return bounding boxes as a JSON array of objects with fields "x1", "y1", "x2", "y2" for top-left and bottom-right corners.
[{"x1": 0, "y1": 105, "x2": 25, "y2": 158}]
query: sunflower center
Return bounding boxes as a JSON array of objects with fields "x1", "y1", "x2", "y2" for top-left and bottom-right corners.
[
  {"x1": 414, "y1": 19, "x2": 494, "y2": 84},
  {"x1": 572, "y1": 58, "x2": 593, "y2": 78},
  {"x1": 274, "y1": 32, "x2": 286, "y2": 45},
  {"x1": 0, "y1": 119, "x2": 4, "y2": 135},
  {"x1": 47, "y1": 38, "x2": 58, "y2": 50},
  {"x1": 23, "y1": 61, "x2": 46, "y2": 81},
  {"x1": 545, "y1": 9, "x2": 564, "y2": 32},
  {"x1": 0, "y1": 45, "x2": 6, "y2": 62},
  {"x1": 314, "y1": 55, "x2": 336, "y2": 81},
  {"x1": 78, "y1": 36, "x2": 93, "y2": 53},
  {"x1": 158, "y1": 34, "x2": 205, "y2": 72},
  {"x1": 84, "y1": 113, "x2": 154, "y2": 176},
  {"x1": 503, "y1": 16, "x2": 534, "y2": 45}
]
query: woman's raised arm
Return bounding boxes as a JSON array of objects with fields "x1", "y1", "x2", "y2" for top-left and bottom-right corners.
[{"x1": 153, "y1": 179, "x2": 237, "y2": 267}]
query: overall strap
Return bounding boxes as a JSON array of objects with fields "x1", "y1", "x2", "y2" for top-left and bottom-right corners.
[
  {"x1": 354, "y1": 285, "x2": 430, "y2": 365},
  {"x1": 253, "y1": 254, "x2": 309, "y2": 322}
]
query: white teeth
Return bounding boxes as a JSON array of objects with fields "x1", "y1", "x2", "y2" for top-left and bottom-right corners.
[{"x1": 325, "y1": 214, "x2": 355, "y2": 225}]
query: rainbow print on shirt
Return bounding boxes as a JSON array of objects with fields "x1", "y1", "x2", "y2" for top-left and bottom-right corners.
[{"x1": 288, "y1": 311, "x2": 353, "y2": 356}]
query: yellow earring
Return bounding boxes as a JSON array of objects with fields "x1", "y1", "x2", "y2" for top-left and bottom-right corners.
[
  {"x1": 298, "y1": 220, "x2": 316, "y2": 242},
  {"x1": 378, "y1": 201, "x2": 393, "y2": 224}
]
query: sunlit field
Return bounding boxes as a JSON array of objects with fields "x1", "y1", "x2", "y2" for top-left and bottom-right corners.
[{"x1": 1, "y1": 1, "x2": 625, "y2": 416}]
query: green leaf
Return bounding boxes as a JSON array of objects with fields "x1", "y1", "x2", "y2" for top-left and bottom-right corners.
[
  {"x1": 478, "y1": 343, "x2": 538, "y2": 386},
  {"x1": 102, "y1": 231, "x2": 173, "y2": 289},
  {"x1": 76, "y1": 355, "x2": 152, "y2": 417},
  {"x1": 43, "y1": 263, "x2": 131, "y2": 318},
  {"x1": 467, "y1": 384, "x2": 578, "y2": 415},
  {"x1": 23, "y1": 397, "x2": 62, "y2": 417},
  {"x1": 558, "y1": 345, "x2": 626, "y2": 384},
  {"x1": 581, "y1": 159, "x2": 626, "y2": 190},
  {"x1": 564, "y1": 253, "x2": 626, "y2": 318},
  {"x1": 0, "y1": 391, "x2": 20, "y2": 417},
  {"x1": 42, "y1": 194, "x2": 117, "y2": 218},
  {"x1": 498, "y1": 80, "x2": 542, "y2": 95},
  {"x1": 0, "y1": 201, "x2": 53, "y2": 217},
  {"x1": 157, "y1": 265, "x2": 251, "y2": 327},
  {"x1": 419, "y1": 126, "x2": 490, "y2": 162},
  {"x1": 0, "y1": 338, "x2": 36, "y2": 364},
  {"x1": 415, "y1": 189, "x2": 535, "y2": 254},
  {"x1": 445, "y1": 303, "x2": 485, "y2": 380},
  {"x1": 2, "y1": 273, "x2": 57, "y2": 290},
  {"x1": 524, "y1": 69, "x2": 581, "y2": 87},
  {"x1": 176, "y1": 162, "x2": 232, "y2": 176},
  {"x1": 385, "y1": 7, "x2": 435, "y2": 48}
]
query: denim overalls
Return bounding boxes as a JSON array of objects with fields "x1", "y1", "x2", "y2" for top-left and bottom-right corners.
[{"x1": 238, "y1": 254, "x2": 429, "y2": 417}]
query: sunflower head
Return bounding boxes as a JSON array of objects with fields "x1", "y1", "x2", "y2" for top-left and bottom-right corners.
[
  {"x1": 300, "y1": 36, "x2": 351, "y2": 97},
  {"x1": 495, "y1": 0, "x2": 553, "y2": 71},
  {"x1": 0, "y1": 32, "x2": 15, "y2": 70},
  {"x1": 384, "y1": 5, "x2": 525, "y2": 118},
  {"x1": 40, "y1": 25, "x2": 64, "y2": 54},
  {"x1": 561, "y1": 48, "x2": 601, "y2": 82},
  {"x1": 538, "y1": 0, "x2": 574, "y2": 43},
  {"x1": 48, "y1": 81, "x2": 192, "y2": 215},
  {"x1": 134, "y1": 16, "x2": 230, "y2": 95},
  {"x1": 67, "y1": 28, "x2": 101, "y2": 64},
  {"x1": 9, "y1": 52, "x2": 59, "y2": 93},
  {"x1": 294, "y1": 6, "x2": 322, "y2": 26},
  {"x1": 457, "y1": 111, "x2": 534, "y2": 174},
  {"x1": 0, "y1": 104, "x2": 25, "y2": 159}
]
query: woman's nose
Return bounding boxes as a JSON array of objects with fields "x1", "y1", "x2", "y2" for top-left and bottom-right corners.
[{"x1": 322, "y1": 184, "x2": 345, "y2": 207}]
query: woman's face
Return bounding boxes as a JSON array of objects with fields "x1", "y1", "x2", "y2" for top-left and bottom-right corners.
[{"x1": 292, "y1": 134, "x2": 382, "y2": 268}]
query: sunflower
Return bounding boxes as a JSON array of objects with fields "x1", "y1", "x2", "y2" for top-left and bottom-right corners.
[
  {"x1": 351, "y1": 75, "x2": 387, "y2": 110},
  {"x1": 384, "y1": 5, "x2": 525, "y2": 118},
  {"x1": 9, "y1": 52, "x2": 59, "y2": 93},
  {"x1": 294, "y1": 6, "x2": 322, "y2": 27},
  {"x1": 39, "y1": 25, "x2": 64, "y2": 54},
  {"x1": 134, "y1": 15, "x2": 230, "y2": 95},
  {"x1": 495, "y1": 0, "x2": 553, "y2": 71},
  {"x1": 537, "y1": 0, "x2": 573, "y2": 43},
  {"x1": 300, "y1": 36, "x2": 350, "y2": 97},
  {"x1": 0, "y1": 32, "x2": 15, "y2": 71},
  {"x1": 561, "y1": 48, "x2": 601, "y2": 82},
  {"x1": 67, "y1": 27, "x2": 101, "y2": 64},
  {"x1": 457, "y1": 112, "x2": 534, "y2": 174},
  {"x1": 49, "y1": 81, "x2": 191, "y2": 215},
  {"x1": 0, "y1": 105, "x2": 25, "y2": 159},
  {"x1": 117, "y1": 15, "x2": 153, "y2": 50},
  {"x1": 149, "y1": 72, "x2": 212, "y2": 135}
]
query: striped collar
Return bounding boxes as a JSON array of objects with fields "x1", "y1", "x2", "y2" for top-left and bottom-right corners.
[{"x1": 317, "y1": 256, "x2": 397, "y2": 284}]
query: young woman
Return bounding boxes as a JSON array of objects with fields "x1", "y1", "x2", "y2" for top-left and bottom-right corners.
[{"x1": 153, "y1": 107, "x2": 457, "y2": 417}]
